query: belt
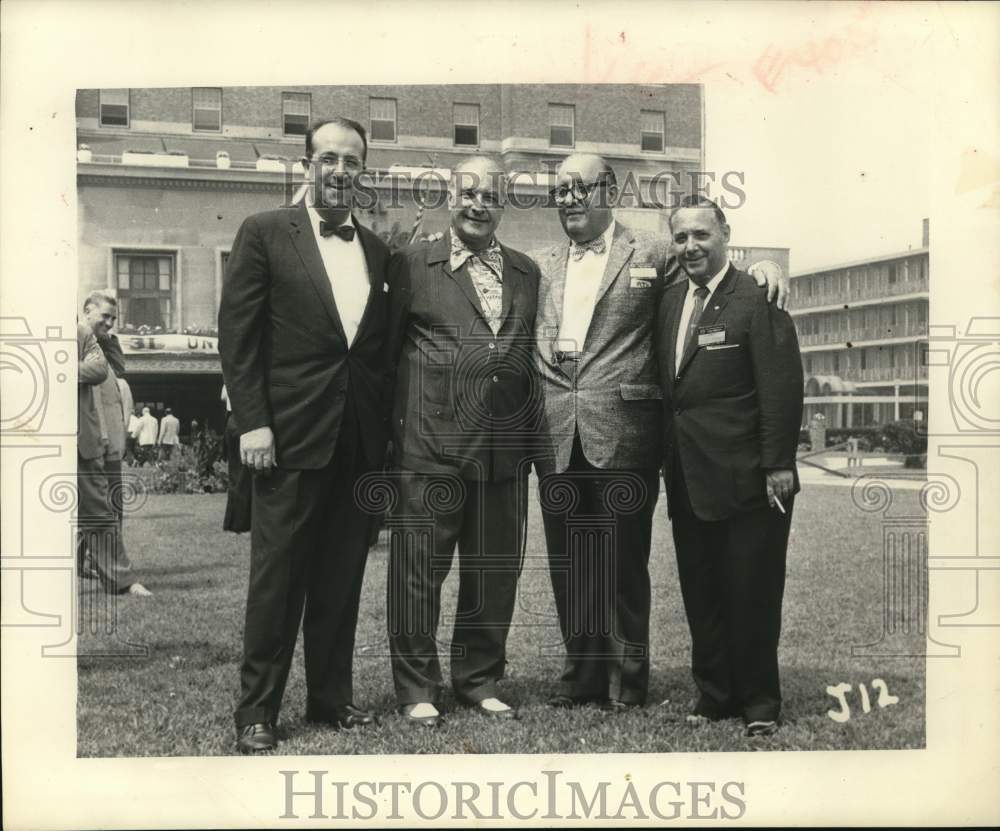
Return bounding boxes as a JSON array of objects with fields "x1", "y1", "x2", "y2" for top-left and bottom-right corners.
[{"x1": 553, "y1": 350, "x2": 583, "y2": 363}]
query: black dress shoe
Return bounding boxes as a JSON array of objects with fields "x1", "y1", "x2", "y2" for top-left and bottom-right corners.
[
  {"x1": 236, "y1": 722, "x2": 277, "y2": 753},
  {"x1": 475, "y1": 701, "x2": 518, "y2": 720},
  {"x1": 399, "y1": 703, "x2": 442, "y2": 728},
  {"x1": 306, "y1": 703, "x2": 375, "y2": 730},
  {"x1": 600, "y1": 699, "x2": 640, "y2": 713}
]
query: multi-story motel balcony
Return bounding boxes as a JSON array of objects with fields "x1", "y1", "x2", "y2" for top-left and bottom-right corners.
[
  {"x1": 833, "y1": 365, "x2": 929, "y2": 383},
  {"x1": 790, "y1": 274, "x2": 929, "y2": 311},
  {"x1": 797, "y1": 320, "x2": 928, "y2": 347}
]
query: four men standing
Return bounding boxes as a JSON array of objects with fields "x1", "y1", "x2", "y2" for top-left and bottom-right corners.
[{"x1": 216, "y1": 115, "x2": 800, "y2": 751}]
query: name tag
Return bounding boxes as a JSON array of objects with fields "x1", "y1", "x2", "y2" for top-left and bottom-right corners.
[{"x1": 697, "y1": 324, "x2": 726, "y2": 347}]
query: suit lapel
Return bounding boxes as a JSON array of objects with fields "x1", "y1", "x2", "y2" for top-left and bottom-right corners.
[
  {"x1": 287, "y1": 206, "x2": 348, "y2": 345},
  {"x1": 676, "y1": 264, "x2": 737, "y2": 378},
  {"x1": 592, "y1": 223, "x2": 634, "y2": 310},
  {"x1": 665, "y1": 285, "x2": 687, "y2": 381},
  {"x1": 546, "y1": 244, "x2": 570, "y2": 333},
  {"x1": 433, "y1": 233, "x2": 487, "y2": 321},
  {"x1": 352, "y1": 222, "x2": 382, "y2": 345}
]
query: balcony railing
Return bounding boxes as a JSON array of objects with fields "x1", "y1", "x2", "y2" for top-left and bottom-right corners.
[
  {"x1": 798, "y1": 321, "x2": 928, "y2": 346},
  {"x1": 830, "y1": 365, "x2": 929, "y2": 382},
  {"x1": 793, "y1": 276, "x2": 929, "y2": 309}
]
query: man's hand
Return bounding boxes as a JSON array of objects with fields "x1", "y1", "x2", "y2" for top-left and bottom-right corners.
[
  {"x1": 240, "y1": 426, "x2": 276, "y2": 474},
  {"x1": 765, "y1": 469, "x2": 795, "y2": 509},
  {"x1": 747, "y1": 259, "x2": 790, "y2": 310}
]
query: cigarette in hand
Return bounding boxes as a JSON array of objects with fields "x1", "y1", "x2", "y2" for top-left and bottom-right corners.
[{"x1": 773, "y1": 494, "x2": 786, "y2": 514}]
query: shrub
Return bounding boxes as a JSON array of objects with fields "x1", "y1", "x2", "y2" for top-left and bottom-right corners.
[
  {"x1": 144, "y1": 438, "x2": 228, "y2": 494},
  {"x1": 878, "y1": 419, "x2": 927, "y2": 456}
]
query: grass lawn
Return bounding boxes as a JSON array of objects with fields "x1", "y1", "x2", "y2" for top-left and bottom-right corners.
[{"x1": 77, "y1": 481, "x2": 926, "y2": 756}]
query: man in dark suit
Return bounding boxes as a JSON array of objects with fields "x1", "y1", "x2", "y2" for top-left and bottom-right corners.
[
  {"x1": 386, "y1": 155, "x2": 541, "y2": 725},
  {"x1": 656, "y1": 198, "x2": 803, "y2": 737},
  {"x1": 533, "y1": 154, "x2": 787, "y2": 712},
  {"x1": 219, "y1": 117, "x2": 392, "y2": 753}
]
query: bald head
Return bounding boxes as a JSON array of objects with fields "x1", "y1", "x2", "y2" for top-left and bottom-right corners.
[
  {"x1": 450, "y1": 155, "x2": 506, "y2": 251},
  {"x1": 553, "y1": 153, "x2": 617, "y2": 243},
  {"x1": 556, "y1": 153, "x2": 615, "y2": 186}
]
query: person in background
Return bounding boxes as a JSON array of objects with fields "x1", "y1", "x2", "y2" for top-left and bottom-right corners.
[
  {"x1": 77, "y1": 294, "x2": 151, "y2": 597},
  {"x1": 158, "y1": 407, "x2": 181, "y2": 460},
  {"x1": 125, "y1": 405, "x2": 141, "y2": 465},
  {"x1": 135, "y1": 406, "x2": 158, "y2": 466}
]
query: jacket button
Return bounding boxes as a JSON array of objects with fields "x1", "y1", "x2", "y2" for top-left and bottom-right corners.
[
  {"x1": 492, "y1": 375, "x2": 499, "y2": 382},
  {"x1": 488, "y1": 342, "x2": 496, "y2": 350}
]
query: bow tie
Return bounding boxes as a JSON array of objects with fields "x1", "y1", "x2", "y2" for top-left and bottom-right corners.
[
  {"x1": 319, "y1": 221, "x2": 356, "y2": 242},
  {"x1": 570, "y1": 235, "x2": 607, "y2": 261},
  {"x1": 450, "y1": 235, "x2": 503, "y2": 280}
]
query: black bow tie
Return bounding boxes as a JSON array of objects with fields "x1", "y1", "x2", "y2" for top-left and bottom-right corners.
[{"x1": 319, "y1": 221, "x2": 356, "y2": 242}]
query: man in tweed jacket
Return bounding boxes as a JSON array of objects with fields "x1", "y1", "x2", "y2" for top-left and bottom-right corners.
[{"x1": 533, "y1": 153, "x2": 785, "y2": 711}]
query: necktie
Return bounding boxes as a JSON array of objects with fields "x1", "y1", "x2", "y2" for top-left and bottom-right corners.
[
  {"x1": 570, "y1": 236, "x2": 607, "y2": 261},
  {"x1": 319, "y1": 221, "x2": 356, "y2": 242},
  {"x1": 681, "y1": 285, "x2": 710, "y2": 358}
]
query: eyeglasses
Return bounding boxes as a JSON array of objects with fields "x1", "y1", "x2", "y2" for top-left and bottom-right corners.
[
  {"x1": 549, "y1": 179, "x2": 609, "y2": 203},
  {"x1": 310, "y1": 153, "x2": 364, "y2": 172}
]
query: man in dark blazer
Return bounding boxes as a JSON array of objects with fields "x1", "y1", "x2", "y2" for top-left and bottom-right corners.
[
  {"x1": 219, "y1": 118, "x2": 392, "y2": 753},
  {"x1": 656, "y1": 198, "x2": 803, "y2": 737},
  {"x1": 385, "y1": 155, "x2": 542, "y2": 726},
  {"x1": 533, "y1": 154, "x2": 787, "y2": 711}
]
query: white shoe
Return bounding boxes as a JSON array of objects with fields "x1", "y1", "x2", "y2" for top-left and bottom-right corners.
[
  {"x1": 127, "y1": 583, "x2": 152, "y2": 597},
  {"x1": 479, "y1": 697, "x2": 512, "y2": 713}
]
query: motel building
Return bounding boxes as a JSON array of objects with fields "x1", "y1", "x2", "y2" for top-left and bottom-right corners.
[
  {"x1": 76, "y1": 85, "x2": 784, "y2": 430},
  {"x1": 789, "y1": 221, "x2": 930, "y2": 429}
]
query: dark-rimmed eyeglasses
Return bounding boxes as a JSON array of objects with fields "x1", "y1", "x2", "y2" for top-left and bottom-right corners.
[{"x1": 549, "y1": 179, "x2": 609, "y2": 203}]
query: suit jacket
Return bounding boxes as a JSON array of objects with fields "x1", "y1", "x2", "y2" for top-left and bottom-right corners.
[
  {"x1": 656, "y1": 265, "x2": 804, "y2": 521},
  {"x1": 77, "y1": 324, "x2": 108, "y2": 461},
  {"x1": 533, "y1": 223, "x2": 679, "y2": 473},
  {"x1": 386, "y1": 233, "x2": 542, "y2": 482},
  {"x1": 219, "y1": 206, "x2": 392, "y2": 470},
  {"x1": 95, "y1": 362, "x2": 128, "y2": 461},
  {"x1": 136, "y1": 414, "x2": 158, "y2": 445},
  {"x1": 158, "y1": 414, "x2": 181, "y2": 445}
]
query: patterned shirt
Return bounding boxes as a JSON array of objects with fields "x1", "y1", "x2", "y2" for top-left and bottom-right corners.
[{"x1": 450, "y1": 230, "x2": 504, "y2": 334}]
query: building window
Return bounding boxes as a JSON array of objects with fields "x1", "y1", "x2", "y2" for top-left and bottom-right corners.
[
  {"x1": 549, "y1": 104, "x2": 575, "y2": 147},
  {"x1": 282, "y1": 92, "x2": 310, "y2": 136},
  {"x1": 99, "y1": 89, "x2": 130, "y2": 127},
  {"x1": 192, "y1": 87, "x2": 222, "y2": 132},
  {"x1": 370, "y1": 97, "x2": 397, "y2": 142},
  {"x1": 114, "y1": 252, "x2": 175, "y2": 330},
  {"x1": 453, "y1": 103, "x2": 479, "y2": 147},
  {"x1": 640, "y1": 110, "x2": 665, "y2": 152}
]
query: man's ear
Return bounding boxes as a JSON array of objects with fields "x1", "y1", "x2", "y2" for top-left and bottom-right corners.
[{"x1": 722, "y1": 223, "x2": 731, "y2": 243}]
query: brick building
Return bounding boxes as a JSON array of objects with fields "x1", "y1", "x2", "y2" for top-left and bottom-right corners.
[{"x1": 75, "y1": 84, "x2": 782, "y2": 429}]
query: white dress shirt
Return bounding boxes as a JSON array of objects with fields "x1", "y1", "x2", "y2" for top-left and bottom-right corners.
[
  {"x1": 306, "y1": 207, "x2": 370, "y2": 346},
  {"x1": 675, "y1": 260, "x2": 730, "y2": 367},
  {"x1": 557, "y1": 220, "x2": 617, "y2": 352}
]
